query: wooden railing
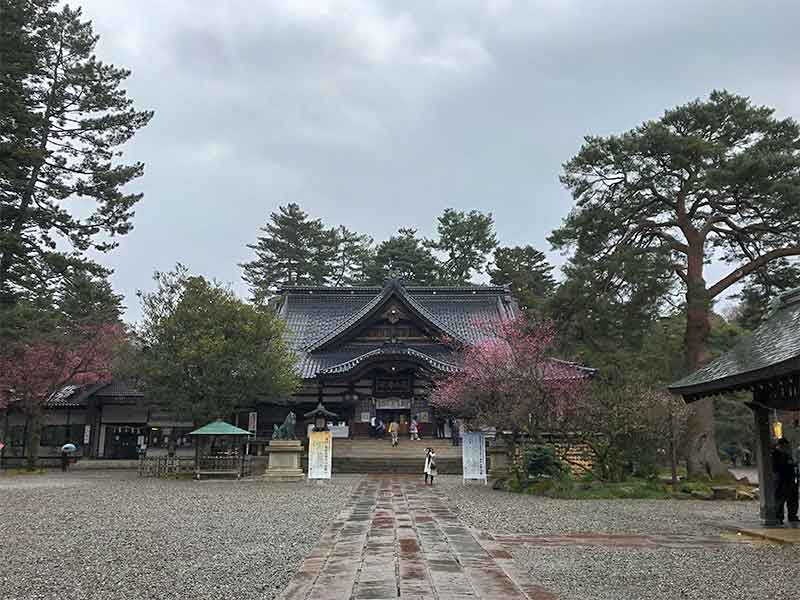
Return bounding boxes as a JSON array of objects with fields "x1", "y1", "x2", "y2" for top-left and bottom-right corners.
[{"x1": 138, "y1": 455, "x2": 253, "y2": 479}]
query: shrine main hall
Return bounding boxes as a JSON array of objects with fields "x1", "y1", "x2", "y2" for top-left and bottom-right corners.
[{"x1": 258, "y1": 279, "x2": 519, "y2": 438}]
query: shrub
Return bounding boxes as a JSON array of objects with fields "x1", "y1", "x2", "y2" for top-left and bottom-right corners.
[{"x1": 524, "y1": 444, "x2": 566, "y2": 480}]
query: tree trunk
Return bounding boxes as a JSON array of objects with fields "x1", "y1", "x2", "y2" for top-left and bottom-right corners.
[
  {"x1": 684, "y1": 277, "x2": 728, "y2": 480},
  {"x1": 25, "y1": 411, "x2": 41, "y2": 471}
]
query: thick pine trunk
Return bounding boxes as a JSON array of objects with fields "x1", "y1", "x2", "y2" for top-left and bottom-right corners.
[{"x1": 684, "y1": 278, "x2": 728, "y2": 480}]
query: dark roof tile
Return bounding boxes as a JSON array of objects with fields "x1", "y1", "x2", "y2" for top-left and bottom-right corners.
[{"x1": 670, "y1": 287, "x2": 800, "y2": 398}]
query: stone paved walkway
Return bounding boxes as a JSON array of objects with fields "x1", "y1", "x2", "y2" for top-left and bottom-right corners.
[{"x1": 280, "y1": 476, "x2": 556, "y2": 600}]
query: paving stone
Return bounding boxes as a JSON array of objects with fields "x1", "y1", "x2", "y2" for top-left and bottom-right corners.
[{"x1": 278, "y1": 476, "x2": 556, "y2": 599}]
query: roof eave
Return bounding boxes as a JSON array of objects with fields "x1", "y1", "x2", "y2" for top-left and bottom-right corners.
[{"x1": 669, "y1": 356, "x2": 800, "y2": 401}]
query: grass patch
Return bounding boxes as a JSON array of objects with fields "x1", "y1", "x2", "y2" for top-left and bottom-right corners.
[
  {"x1": 0, "y1": 468, "x2": 48, "y2": 476},
  {"x1": 548, "y1": 479, "x2": 672, "y2": 500},
  {"x1": 511, "y1": 477, "x2": 757, "y2": 501}
]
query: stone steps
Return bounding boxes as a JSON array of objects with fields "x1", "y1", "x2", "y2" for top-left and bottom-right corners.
[{"x1": 330, "y1": 457, "x2": 462, "y2": 474}]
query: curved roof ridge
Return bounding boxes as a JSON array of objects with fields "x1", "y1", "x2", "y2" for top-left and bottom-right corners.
[{"x1": 317, "y1": 343, "x2": 461, "y2": 376}]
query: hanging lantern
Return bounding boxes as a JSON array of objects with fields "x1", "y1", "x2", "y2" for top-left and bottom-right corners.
[{"x1": 773, "y1": 420, "x2": 783, "y2": 440}]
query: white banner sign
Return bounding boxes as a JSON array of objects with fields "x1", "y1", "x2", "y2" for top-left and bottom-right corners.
[
  {"x1": 462, "y1": 432, "x2": 487, "y2": 483},
  {"x1": 308, "y1": 431, "x2": 332, "y2": 480},
  {"x1": 248, "y1": 411, "x2": 258, "y2": 433}
]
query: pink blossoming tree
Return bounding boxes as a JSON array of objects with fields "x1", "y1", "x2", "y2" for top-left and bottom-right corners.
[
  {"x1": 431, "y1": 316, "x2": 590, "y2": 435},
  {"x1": 0, "y1": 323, "x2": 124, "y2": 469}
]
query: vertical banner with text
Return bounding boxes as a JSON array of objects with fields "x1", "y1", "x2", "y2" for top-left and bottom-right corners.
[
  {"x1": 308, "y1": 430, "x2": 332, "y2": 479},
  {"x1": 462, "y1": 431, "x2": 487, "y2": 484}
]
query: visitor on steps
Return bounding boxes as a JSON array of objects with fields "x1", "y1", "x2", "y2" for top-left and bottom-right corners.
[
  {"x1": 424, "y1": 448, "x2": 437, "y2": 485},
  {"x1": 448, "y1": 416, "x2": 458, "y2": 446},
  {"x1": 389, "y1": 419, "x2": 399, "y2": 447},
  {"x1": 410, "y1": 416, "x2": 420, "y2": 441},
  {"x1": 369, "y1": 415, "x2": 377, "y2": 438}
]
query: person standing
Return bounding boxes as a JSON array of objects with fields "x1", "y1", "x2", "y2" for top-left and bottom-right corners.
[
  {"x1": 448, "y1": 416, "x2": 458, "y2": 447},
  {"x1": 436, "y1": 417, "x2": 445, "y2": 439},
  {"x1": 60, "y1": 449, "x2": 69, "y2": 472},
  {"x1": 424, "y1": 448, "x2": 437, "y2": 485},
  {"x1": 369, "y1": 415, "x2": 377, "y2": 439},
  {"x1": 772, "y1": 437, "x2": 799, "y2": 524},
  {"x1": 389, "y1": 419, "x2": 399, "y2": 447},
  {"x1": 410, "y1": 416, "x2": 420, "y2": 441}
]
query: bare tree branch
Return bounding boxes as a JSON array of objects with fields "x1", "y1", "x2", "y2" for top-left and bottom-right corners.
[{"x1": 709, "y1": 247, "x2": 800, "y2": 298}]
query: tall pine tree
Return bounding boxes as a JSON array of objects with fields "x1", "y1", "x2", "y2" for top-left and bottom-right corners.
[
  {"x1": 427, "y1": 209, "x2": 497, "y2": 285},
  {"x1": 241, "y1": 203, "x2": 337, "y2": 299},
  {"x1": 488, "y1": 245, "x2": 555, "y2": 314},
  {"x1": 0, "y1": 1, "x2": 153, "y2": 304},
  {"x1": 550, "y1": 91, "x2": 800, "y2": 478},
  {"x1": 363, "y1": 228, "x2": 439, "y2": 285},
  {"x1": 330, "y1": 226, "x2": 373, "y2": 286}
]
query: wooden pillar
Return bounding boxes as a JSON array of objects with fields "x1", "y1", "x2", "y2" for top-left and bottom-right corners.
[{"x1": 750, "y1": 400, "x2": 779, "y2": 526}]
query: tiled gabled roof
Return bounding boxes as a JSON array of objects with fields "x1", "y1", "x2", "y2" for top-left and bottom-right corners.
[
  {"x1": 670, "y1": 287, "x2": 800, "y2": 400},
  {"x1": 279, "y1": 281, "x2": 518, "y2": 352},
  {"x1": 303, "y1": 279, "x2": 469, "y2": 352},
  {"x1": 278, "y1": 281, "x2": 519, "y2": 380}
]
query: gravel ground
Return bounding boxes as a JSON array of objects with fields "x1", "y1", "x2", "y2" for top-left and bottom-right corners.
[
  {"x1": 0, "y1": 471, "x2": 361, "y2": 600},
  {"x1": 435, "y1": 476, "x2": 756, "y2": 536},
  {"x1": 435, "y1": 476, "x2": 800, "y2": 600},
  {"x1": 511, "y1": 544, "x2": 800, "y2": 600}
]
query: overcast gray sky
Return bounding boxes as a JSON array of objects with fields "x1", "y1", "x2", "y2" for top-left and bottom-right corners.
[{"x1": 77, "y1": 0, "x2": 800, "y2": 322}]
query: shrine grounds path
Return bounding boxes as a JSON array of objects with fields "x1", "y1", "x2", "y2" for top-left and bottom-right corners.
[{"x1": 2, "y1": 472, "x2": 799, "y2": 600}]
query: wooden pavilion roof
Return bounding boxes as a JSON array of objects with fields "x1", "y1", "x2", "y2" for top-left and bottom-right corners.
[{"x1": 669, "y1": 287, "x2": 800, "y2": 407}]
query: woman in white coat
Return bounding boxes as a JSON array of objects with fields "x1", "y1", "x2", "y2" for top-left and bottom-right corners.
[{"x1": 424, "y1": 448, "x2": 437, "y2": 485}]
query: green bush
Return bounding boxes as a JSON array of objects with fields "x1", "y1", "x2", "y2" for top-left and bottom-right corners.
[{"x1": 524, "y1": 444, "x2": 566, "y2": 480}]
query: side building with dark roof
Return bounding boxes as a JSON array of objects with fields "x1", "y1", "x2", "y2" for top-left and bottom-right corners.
[{"x1": 1, "y1": 380, "x2": 196, "y2": 464}]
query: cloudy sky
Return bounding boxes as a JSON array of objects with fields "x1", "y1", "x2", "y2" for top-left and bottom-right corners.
[{"x1": 77, "y1": 0, "x2": 800, "y2": 322}]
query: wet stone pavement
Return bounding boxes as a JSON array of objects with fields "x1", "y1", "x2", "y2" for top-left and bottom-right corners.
[{"x1": 280, "y1": 476, "x2": 556, "y2": 600}]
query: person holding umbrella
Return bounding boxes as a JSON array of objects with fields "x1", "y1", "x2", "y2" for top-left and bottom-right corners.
[{"x1": 61, "y1": 443, "x2": 77, "y2": 472}]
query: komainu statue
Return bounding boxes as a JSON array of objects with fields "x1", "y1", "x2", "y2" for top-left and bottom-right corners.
[{"x1": 272, "y1": 411, "x2": 297, "y2": 440}]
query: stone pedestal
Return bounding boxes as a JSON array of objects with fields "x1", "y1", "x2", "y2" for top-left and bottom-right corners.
[
  {"x1": 488, "y1": 439, "x2": 511, "y2": 483},
  {"x1": 264, "y1": 440, "x2": 304, "y2": 482}
]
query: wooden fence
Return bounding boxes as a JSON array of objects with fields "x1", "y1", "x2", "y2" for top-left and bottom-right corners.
[{"x1": 138, "y1": 455, "x2": 254, "y2": 479}]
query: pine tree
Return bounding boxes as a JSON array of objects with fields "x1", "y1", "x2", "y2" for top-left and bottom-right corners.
[
  {"x1": 241, "y1": 203, "x2": 337, "y2": 299},
  {"x1": 550, "y1": 91, "x2": 800, "y2": 479},
  {"x1": 330, "y1": 226, "x2": 373, "y2": 286},
  {"x1": 427, "y1": 209, "x2": 497, "y2": 285},
  {"x1": 488, "y1": 245, "x2": 555, "y2": 313},
  {"x1": 363, "y1": 228, "x2": 439, "y2": 285},
  {"x1": 0, "y1": 1, "x2": 153, "y2": 304}
]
